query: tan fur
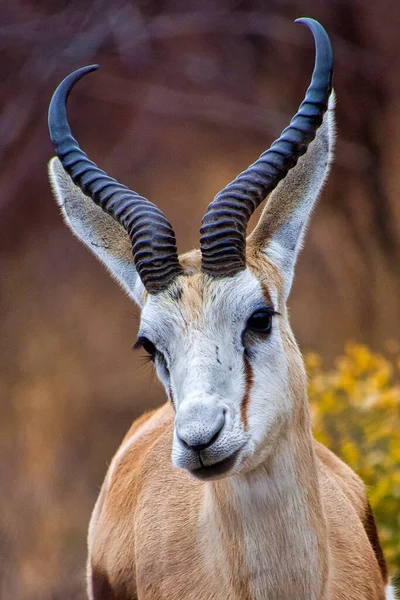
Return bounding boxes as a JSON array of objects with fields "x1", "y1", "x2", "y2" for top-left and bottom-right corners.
[
  {"x1": 179, "y1": 249, "x2": 202, "y2": 276},
  {"x1": 88, "y1": 402, "x2": 387, "y2": 600},
  {"x1": 87, "y1": 267, "x2": 388, "y2": 600}
]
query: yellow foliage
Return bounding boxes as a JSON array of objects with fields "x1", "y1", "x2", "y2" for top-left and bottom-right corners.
[{"x1": 306, "y1": 344, "x2": 400, "y2": 581}]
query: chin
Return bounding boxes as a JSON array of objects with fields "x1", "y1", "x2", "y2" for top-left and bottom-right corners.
[{"x1": 187, "y1": 448, "x2": 242, "y2": 481}]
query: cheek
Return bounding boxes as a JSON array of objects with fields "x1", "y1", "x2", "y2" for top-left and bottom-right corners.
[
  {"x1": 245, "y1": 332, "x2": 292, "y2": 446},
  {"x1": 153, "y1": 358, "x2": 173, "y2": 403}
]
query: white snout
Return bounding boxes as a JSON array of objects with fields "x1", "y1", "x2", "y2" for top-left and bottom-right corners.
[
  {"x1": 175, "y1": 397, "x2": 227, "y2": 451},
  {"x1": 172, "y1": 394, "x2": 247, "y2": 477}
]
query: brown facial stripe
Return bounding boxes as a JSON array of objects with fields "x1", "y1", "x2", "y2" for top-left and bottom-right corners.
[
  {"x1": 241, "y1": 356, "x2": 253, "y2": 430},
  {"x1": 362, "y1": 500, "x2": 388, "y2": 584}
]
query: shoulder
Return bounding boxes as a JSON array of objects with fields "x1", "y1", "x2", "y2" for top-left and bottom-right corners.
[
  {"x1": 88, "y1": 403, "x2": 174, "y2": 544},
  {"x1": 315, "y1": 440, "x2": 388, "y2": 586},
  {"x1": 105, "y1": 403, "x2": 175, "y2": 505},
  {"x1": 87, "y1": 403, "x2": 175, "y2": 590},
  {"x1": 314, "y1": 440, "x2": 366, "y2": 516}
]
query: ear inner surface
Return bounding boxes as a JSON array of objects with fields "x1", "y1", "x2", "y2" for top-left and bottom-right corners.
[
  {"x1": 248, "y1": 93, "x2": 336, "y2": 298},
  {"x1": 49, "y1": 157, "x2": 146, "y2": 306}
]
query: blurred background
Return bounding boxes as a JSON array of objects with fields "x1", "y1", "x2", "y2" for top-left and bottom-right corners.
[{"x1": 1, "y1": 0, "x2": 399, "y2": 598}]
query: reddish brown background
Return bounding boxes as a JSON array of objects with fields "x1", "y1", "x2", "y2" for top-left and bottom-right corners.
[{"x1": 1, "y1": 1, "x2": 400, "y2": 598}]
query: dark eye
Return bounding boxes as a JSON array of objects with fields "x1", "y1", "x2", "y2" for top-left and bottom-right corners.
[
  {"x1": 135, "y1": 336, "x2": 156, "y2": 358},
  {"x1": 246, "y1": 309, "x2": 273, "y2": 334}
]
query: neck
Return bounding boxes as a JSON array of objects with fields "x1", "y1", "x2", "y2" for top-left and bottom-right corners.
[{"x1": 199, "y1": 421, "x2": 329, "y2": 600}]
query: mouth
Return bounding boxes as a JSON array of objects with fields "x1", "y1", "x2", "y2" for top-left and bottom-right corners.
[{"x1": 188, "y1": 448, "x2": 241, "y2": 480}]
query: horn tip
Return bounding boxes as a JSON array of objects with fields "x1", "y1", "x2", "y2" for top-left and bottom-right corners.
[
  {"x1": 48, "y1": 64, "x2": 100, "y2": 143},
  {"x1": 66, "y1": 64, "x2": 99, "y2": 81},
  {"x1": 294, "y1": 17, "x2": 332, "y2": 68},
  {"x1": 295, "y1": 17, "x2": 319, "y2": 27},
  {"x1": 83, "y1": 64, "x2": 99, "y2": 73},
  {"x1": 294, "y1": 17, "x2": 330, "y2": 41}
]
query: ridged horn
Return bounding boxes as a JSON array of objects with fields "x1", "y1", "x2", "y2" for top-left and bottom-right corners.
[
  {"x1": 200, "y1": 18, "x2": 333, "y2": 277},
  {"x1": 48, "y1": 65, "x2": 183, "y2": 294}
]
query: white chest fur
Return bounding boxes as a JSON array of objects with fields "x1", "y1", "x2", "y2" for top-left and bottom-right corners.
[{"x1": 200, "y1": 442, "x2": 327, "y2": 600}]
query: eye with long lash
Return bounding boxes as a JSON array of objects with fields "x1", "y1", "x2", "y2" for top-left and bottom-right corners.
[
  {"x1": 133, "y1": 337, "x2": 170, "y2": 381},
  {"x1": 246, "y1": 308, "x2": 279, "y2": 335},
  {"x1": 242, "y1": 308, "x2": 280, "y2": 355},
  {"x1": 133, "y1": 336, "x2": 157, "y2": 360}
]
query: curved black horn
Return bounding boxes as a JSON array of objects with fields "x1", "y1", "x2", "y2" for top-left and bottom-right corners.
[
  {"x1": 200, "y1": 18, "x2": 333, "y2": 277},
  {"x1": 48, "y1": 65, "x2": 183, "y2": 294}
]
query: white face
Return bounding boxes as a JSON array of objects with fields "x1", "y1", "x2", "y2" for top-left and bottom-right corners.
[{"x1": 136, "y1": 267, "x2": 297, "y2": 481}]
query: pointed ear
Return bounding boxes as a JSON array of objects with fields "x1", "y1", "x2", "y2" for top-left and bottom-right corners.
[
  {"x1": 248, "y1": 93, "x2": 336, "y2": 299},
  {"x1": 48, "y1": 157, "x2": 145, "y2": 306}
]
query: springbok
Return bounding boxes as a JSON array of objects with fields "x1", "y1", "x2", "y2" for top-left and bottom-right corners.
[{"x1": 48, "y1": 18, "x2": 395, "y2": 600}]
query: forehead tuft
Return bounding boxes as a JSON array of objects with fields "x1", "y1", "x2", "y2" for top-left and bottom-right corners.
[
  {"x1": 170, "y1": 268, "x2": 277, "y2": 316},
  {"x1": 175, "y1": 274, "x2": 203, "y2": 319},
  {"x1": 179, "y1": 248, "x2": 201, "y2": 276}
]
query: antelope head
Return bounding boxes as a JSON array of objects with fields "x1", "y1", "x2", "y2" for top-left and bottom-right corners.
[{"x1": 48, "y1": 18, "x2": 334, "y2": 481}]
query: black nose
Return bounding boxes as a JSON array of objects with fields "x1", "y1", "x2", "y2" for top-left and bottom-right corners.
[{"x1": 176, "y1": 416, "x2": 225, "y2": 452}]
